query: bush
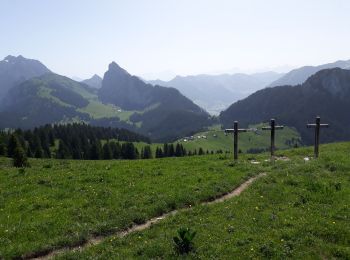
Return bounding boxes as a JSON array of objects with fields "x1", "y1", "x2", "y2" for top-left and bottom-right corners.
[
  {"x1": 173, "y1": 227, "x2": 196, "y2": 255},
  {"x1": 12, "y1": 146, "x2": 29, "y2": 168}
]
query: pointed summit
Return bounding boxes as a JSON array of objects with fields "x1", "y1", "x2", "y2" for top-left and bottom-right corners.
[
  {"x1": 82, "y1": 74, "x2": 102, "y2": 89},
  {"x1": 108, "y1": 61, "x2": 129, "y2": 76}
]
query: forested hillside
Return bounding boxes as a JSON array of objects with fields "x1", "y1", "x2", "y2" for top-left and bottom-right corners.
[{"x1": 221, "y1": 68, "x2": 350, "y2": 144}]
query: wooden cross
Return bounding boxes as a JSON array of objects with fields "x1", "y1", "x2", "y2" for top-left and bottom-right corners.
[
  {"x1": 225, "y1": 121, "x2": 256, "y2": 160},
  {"x1": 306, "y1": 116, "x2": 329, "y2": 158},
  {"x1": 262, "y1": 119, "x2": 284, "y2": 158}
]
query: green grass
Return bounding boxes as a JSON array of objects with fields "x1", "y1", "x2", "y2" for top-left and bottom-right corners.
[
  {"x1": 0, "y1": 154, "x2": 263, "y2": 259},
  {"x1": 1, "y1": 143, "x2": 349, "y2": 259},
  {"x1": 37, "y1": 86, "x2": 71, "y2": 108},
  {"x1": 78, "y1": 101, "x2": 121, "y2": 119},
  {"x1": 58, "y1": 142, "x2": 350, "y2": 259},
  {"x1": 178, "y1": 123, "x2": 301, "y2": 153}
]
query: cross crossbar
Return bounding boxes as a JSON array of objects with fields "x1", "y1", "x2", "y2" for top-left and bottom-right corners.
[
  {"x1": 262, "y1": 126, "x2": 284, "y2": 130},
  {"x1": 225, "y1": 128, "x2": 256, "y2": 133},
  {"x1": 306, "y1": 124, "x2": 329, "y2": 128}
]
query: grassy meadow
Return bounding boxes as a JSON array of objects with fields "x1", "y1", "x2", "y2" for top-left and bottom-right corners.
[
  {"x1": 177, "y1": 123, "x2": 301, "y2": 153},
  {"x1": 0, "y1": 142, "x2": 349, "y2": 259},
  {"x1": 112, "y1": 123, "x2": 301, "y2": 157},
  {"x1": 0, "y1": 153, "x2": 262, "y2": 259},
  {"x1": 59, "y1": 142, "x2": 350, "y2": 259}
]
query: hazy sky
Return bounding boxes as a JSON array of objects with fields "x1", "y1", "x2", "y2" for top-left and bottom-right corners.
[{"x1": 1, "y1": 0, "x2": 350, "y2": 80}]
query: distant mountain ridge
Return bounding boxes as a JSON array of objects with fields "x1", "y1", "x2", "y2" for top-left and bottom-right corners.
[
  {"x1": 220, "y1": 68, "x2": 350, "y2": 144},
  {"x1": 0, "y1": 73, "x2": 92, "y2": 128},
  {"x1": 82, "y1": 74, "x2": 102, "y2": 89},
  {"x1": 98, "y1": 62, "x2": 211, "y2": 141},
  {"x1": 0, "y1": 56, "x2": 212, "y2": 142},
  {"x1": 0, "y1": 55, "x2": 51, "y2": 100},
  {"x1": 149, "y1": 71, "x2": 283, "y2": 114},
  {"x1": 269, "y1": 59, "x2": 350, "y2": 87}
]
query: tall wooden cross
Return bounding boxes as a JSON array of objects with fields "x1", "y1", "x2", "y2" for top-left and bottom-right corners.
[
  {"x1": 225, "y1": 121, "x2": 256, "y2": 160},
  {"x1": 262, "y1": 119, "x2": 284, "y2": 158},
  {"x1": 306, "y1": 116, "x2": 329, "y2": 158}
]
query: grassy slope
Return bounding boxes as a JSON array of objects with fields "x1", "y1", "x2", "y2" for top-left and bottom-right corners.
[
  {"x1": 177, "y1": 123, "x2": 301, "y2": 153},
  {"x1": 0, "y1": 154, "x2": 262, "y2": 259},
  {"x1": 112, "y1": 123, "x2": 301, "y2": 157},
  {"x1": 34, "y1": 76, "x2": 135, "y2": 121},
  {"x1": 60, "y1": 142, "x2": 350, "y2": 259}
]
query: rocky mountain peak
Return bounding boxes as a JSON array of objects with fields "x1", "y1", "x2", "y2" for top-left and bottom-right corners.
[{"x1": 108, "y1": 62, "x2": 129, "y2": 76}]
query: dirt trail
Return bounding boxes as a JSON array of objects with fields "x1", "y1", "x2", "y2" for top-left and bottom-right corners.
[{"x1": 27, "y1": 173, "x2": 266, "y2": 260}]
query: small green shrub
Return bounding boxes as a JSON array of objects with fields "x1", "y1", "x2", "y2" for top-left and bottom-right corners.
[
  {"x1": 334, "y1": 182, "x2": 342, "y2": 191},
  {"x1": 173, "y1": 227, "x2": 196, "y2": 254}
]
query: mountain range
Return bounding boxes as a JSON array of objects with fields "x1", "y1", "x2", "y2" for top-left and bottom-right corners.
[
  {"x1": 220, "y1": 68, "x2": 350, "y2": 144},
  {"x1": 0, "y1": 55, "x2": 51, "y2": 100},
  {"x1": 149, "y1": 71, "x2": 283, "y2": 114},
  {"x1": 0, "y1": 56, "x2": 211, "y2": 142},
  {"x1": 268, "y1": 59, "x2": 350, "y2": 87},
  {"x1": 1, "y1": 55, "x2": 350, "y2": 144},
  {"x1": 82, "y1": 74, "x2": 102, "y2": 89}
]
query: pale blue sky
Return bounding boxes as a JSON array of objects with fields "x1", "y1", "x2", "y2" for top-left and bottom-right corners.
[{"x1": 1, "y1": 0, "x2": 350, "y2": 80}]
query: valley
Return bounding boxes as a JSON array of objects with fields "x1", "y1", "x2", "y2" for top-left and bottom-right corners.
[{"x1": 2, "y1": 2, "x2": 350, "y2": 259}]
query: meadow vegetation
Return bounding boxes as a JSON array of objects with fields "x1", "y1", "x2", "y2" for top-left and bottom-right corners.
[
  {"x1": 61, "y1": 142, "x2": 349, "y2": 259},
  {"x1": 0, "y1": 152, "x2": 262, "y2": 258},
  {"x1": 0, "y1": 142, "x2": 349, "y2": 259}
]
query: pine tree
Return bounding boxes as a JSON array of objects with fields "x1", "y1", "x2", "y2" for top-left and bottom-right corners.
[
  {"x1": 103, "y1": 143, "x2": 112, "y2": 159},
  {"x1": 56, "y1": 140, "x2": 70, "y2": 159},
  {"x1": 183, "y1": 146, "x2": 187, "y2": 157},
  {"x1": 198, "y1": 147, "x2": 204, "y2": 155},
  {"x1": 155, "y1": 147, "x2": 164, "y2": 158},
  {"x1": 135, "y1": 146, "x2": 140, "y2": 159},
  {"x1": 26, "y1": 146, "x2": 33, "y2": 157},
  {"x1": 168, "y1": 144, "x2": 175, "y2": 157},
  {"x1": 0, "y1": 143, "x2": 6, "y2": 156},
  {"x1": 7, "y1": 134, "x2": 18, "y2": 158},
  {"x1": 175, "y1": 143, "x2": 183, "y2": 157},
  {"x1": 48, "y1": 131, "x2": 55, "y2": 146},
  {"x1": 163, "y1": 143, "x2": 169, "y2": 157},
  {"x1": 13, "y1": 145, "x2": 29, "y2": 168},
  {"x1": 143, "y1": 145, "x2": 152, "y2": 159},
  {"x1": 34, "y1": 147, "x2": 43, "y2": 158},
  {"x1": 110, "y1": 141, "x2": 121, "y2": 159},
  {"x1": 122, "y1": 142, "x2": 137, "y2": 159},
  {"x1": 89, "y1": 141, "x2": 102, "y2": 160}
]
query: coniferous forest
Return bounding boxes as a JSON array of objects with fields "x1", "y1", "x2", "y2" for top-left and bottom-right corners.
[{"x1": 0, "y1": 123, "x2": 213, "y2": 162}]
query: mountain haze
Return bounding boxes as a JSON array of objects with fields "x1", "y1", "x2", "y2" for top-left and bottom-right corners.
[
  {"x1": 221, "y1": 68, "x2": 350, "y2": 144},
  {"x1": 269, "y1": 59, "x2": 350, "y2": 87},
  {"x1": 149, "y1": 72, "x2": 283, "y2": 114},
  {"x1": 0, "y1": 55, "x2": 51, "y2": 100},
  {"x1": 0, "y1": 56, "x2": 212, "y2": 142},
  {"x1": 98, "y1": 62, "x2": 211, "y2": 141},
  {"x1": 82, "y1": 74, "x2": 102, "y2": 89}
]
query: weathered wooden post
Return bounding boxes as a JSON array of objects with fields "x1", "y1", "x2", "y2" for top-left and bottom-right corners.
[
  {"x1": 225, "y1": 121, "x2": 255, "y2": 160},
  {"x1": 262, "y1": 119, "x2": 284, "y2": 158},
  {"x1": 306, "y1": 116, "x2": 329, "y2": 158}
]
